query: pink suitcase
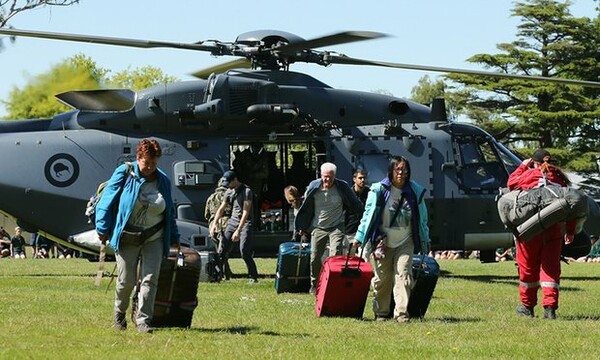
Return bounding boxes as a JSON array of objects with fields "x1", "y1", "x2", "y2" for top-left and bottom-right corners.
[{"x1": 315, "y1": 255, "x2": 373, "y2": 318}]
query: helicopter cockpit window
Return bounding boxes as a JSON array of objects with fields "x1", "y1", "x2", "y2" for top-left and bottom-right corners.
[{"x1": 456, "y1": 138, "x2": 508, "y2": 191}]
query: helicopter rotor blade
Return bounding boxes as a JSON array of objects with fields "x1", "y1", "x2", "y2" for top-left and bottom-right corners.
[
  {"x1": 0, "y1": 28, "x2": 219, "y2": 52},
  {"x1": 328, "y1": 55, "x2": 600, "y2": 88},
  {"x1": 276, "y1": 31, "x2": 387, "y2": 54},
  {"x1": 191, "y1": 58, "x2": 252, "y2": 79}
]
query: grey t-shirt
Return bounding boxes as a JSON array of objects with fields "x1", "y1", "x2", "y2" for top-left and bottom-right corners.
[
  {"x1": 225, "y1": 184, "x2": 253, "y2": 228},
  {"x1": 311, "y1": 185, "x2": 344, "y2": 229}
]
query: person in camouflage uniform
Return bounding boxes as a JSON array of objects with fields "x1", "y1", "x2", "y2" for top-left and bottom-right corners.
[{"x1": 205, "y1": 177, "x2": 233, "y2": 279}]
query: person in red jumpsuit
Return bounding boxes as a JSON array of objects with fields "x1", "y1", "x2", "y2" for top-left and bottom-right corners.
[{"x1": 507, "y1": 148, "x2": 575, "y2": 320}]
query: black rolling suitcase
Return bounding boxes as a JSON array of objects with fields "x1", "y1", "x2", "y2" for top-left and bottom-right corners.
[
  {"x1": 407, "y1": 255, "x2": 439, "y2": 319},
  {"x1": 275, "y1": 242, "x2": 311, "y2": 293},
  {"x1": 385, "y1": 255, "x2": 440, "y2": 319},
  {"x1": 147, "y1": 246, "x2": 201, "y2": 328}
]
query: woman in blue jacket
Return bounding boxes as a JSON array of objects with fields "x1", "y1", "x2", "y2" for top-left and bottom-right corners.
[
  {"x1": 354, "y1": 156, "x2": 430, "y2": 322},
  {"x1": 96, "y1": 139, "x2": 179, "y2": 333}
]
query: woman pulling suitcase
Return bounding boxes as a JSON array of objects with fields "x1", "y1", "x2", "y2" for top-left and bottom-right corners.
[{"x1": 353, "y1": 156, "x2": 431, "y2": 323}]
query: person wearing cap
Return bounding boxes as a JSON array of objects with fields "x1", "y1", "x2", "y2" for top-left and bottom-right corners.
[
  {"x1": 205, "y1": 176, "x2": 233, "y2": 280},
  {"x1": 295, "y1": 162, "x2": 364, "y2": 295},
  {"x1": 507, "y1": 148, "x2": 574, "y2": 320},
  {"x1": 210, "y1": 170, "x2": 259, "y2": 283}
]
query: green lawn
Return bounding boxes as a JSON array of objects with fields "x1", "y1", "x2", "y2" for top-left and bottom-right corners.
[{"x1": 1, "y1": 256, "x2": 599, "y2": 359}]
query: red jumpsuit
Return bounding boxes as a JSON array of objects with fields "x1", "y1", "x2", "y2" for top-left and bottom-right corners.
[{"x1": 507, "y1": 162, "x2": 574, "y2": 310}]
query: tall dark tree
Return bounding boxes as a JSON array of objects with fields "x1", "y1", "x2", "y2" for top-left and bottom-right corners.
[{"x1": 446, "y1": 0, "x2": 600, "y2": 152}]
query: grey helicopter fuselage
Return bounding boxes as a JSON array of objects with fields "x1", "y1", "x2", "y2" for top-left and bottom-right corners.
[{"x1": 0, "y1": 68, "x2": 592, "y2": 257}]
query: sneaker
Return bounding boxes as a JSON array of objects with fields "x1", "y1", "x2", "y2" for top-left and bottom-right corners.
[
  {"x1": 543, "y1": 307, "x2": 556, "y2": 320},
  {"x1": 309, "y1": 285, "x2": 317, "y2": 295},
  {"x1": 516, "y1": 304, "x2": 534, "y2": 318},
  {"x1": 114, "y1": 311, "x2": 127, "y2": 331},
  {"x1": 137, "y1": 323, "x2": 155, "y2": 334},
  {"x1": 395, "y1": 315, "x2": 410, "y2": 323},
  {"x1": 248, "y1": 278, "x2": 259, "y2": 284}
]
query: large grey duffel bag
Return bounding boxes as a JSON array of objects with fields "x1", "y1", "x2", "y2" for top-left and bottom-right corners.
[{"x1": 496, "y1": 185, "x2": 588, "y2": 240}]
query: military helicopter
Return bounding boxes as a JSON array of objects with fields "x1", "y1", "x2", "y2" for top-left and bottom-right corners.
[{"x1": 0, "y1": 27, "x2": 598, "y2": 261}]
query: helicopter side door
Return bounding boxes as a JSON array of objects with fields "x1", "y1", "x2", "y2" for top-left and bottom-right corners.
[{"x1": 450, "y1": 134, "x2": 513, "y2": 251}]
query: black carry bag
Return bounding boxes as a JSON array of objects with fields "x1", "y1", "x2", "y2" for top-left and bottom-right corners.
[
  {"x1": 275, "y1": 241, "x2": 311, "y2": 293},
  {"x1": 198, "y1": 250, "x2": 223, "y2": 283},
  {"x1": 407, "y1": 255, "x2": 440, "y2": 319},
  {"x1": 132, "y1": 245, "x2": 201, "y2": 328},
  {"x1": 387, "y1": 255, "x2": 440, "y2": 319}
]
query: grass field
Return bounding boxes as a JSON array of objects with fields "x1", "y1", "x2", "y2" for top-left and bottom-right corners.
[{"x1": 1, "y1": 256, "x2": 600, "y2": 359}]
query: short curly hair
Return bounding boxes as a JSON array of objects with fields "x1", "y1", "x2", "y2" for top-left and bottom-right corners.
[{"x1": 136, "y1": 139, "x2": 162, "y2": 159}]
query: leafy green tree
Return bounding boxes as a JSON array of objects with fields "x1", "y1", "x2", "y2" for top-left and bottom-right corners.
[
  {"x1": 409, "y1": 75, "x2": 476, "y2": 123},
  {"x1": 107, "y1": 66, "x2": 178, "y2": 91},
  {"x1": 4, "y1": 57, "x2": 100, "y2": 119},
  {"x1": 410, "y1": 75, "x2": 445, "y2": 106},
  {"x1": 446, "y1": 0, "x2": 600, "y2": 153},
  {"x1": 3, "y1": 54, "x2": 179, "y2": 119}
]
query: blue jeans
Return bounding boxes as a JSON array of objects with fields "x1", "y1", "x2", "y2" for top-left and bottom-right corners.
[{"x1": 222, "y1": 222, "x2": 258, "y2": 279}]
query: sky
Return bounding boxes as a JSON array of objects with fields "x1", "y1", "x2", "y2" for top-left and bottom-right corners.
[{"x1": 0, "y1": 0, "x2": 597, "y2": 118}]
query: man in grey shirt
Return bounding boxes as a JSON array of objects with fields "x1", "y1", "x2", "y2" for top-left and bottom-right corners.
[
  {"x1": 210, "y1": 170, "x2": 258, "y2": 283},
  {"x1": 295, "y1": 162, "x2": 364, "y2": 294}
]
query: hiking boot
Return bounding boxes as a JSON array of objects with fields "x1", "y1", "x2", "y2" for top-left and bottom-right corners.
[
  {"x1": 137, "y1": 323, "x2": 155, "y2": 334},
  {"x1": 543, "y1": 307, "x2": 556, "y2": 320},
  {"x1": 516, "y1": 304, "x2": 534, "y2": 318},
  {"x1": 114, "y1": 311, "x2": 127, "y2": 331}
]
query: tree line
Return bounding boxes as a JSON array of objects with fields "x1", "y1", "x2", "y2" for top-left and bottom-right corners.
[{"x1": 411, "y1": 0, "x2": 600, "y2": 172}]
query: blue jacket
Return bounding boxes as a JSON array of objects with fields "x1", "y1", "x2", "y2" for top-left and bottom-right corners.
[
  {"x1": 354, "y1": 178, "x2": 430, "y2": 253},
  {"x1": 294, "y1": 178, "x2": 364, "y2": 231},
  {"x1": 95, "y1": 162, "x2": 180, "y2": 255}
]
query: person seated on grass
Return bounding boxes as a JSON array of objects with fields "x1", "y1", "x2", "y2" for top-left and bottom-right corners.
[
  {"x1": 56, "y1": 244, "x2": 74, "y2": 259},
  {"x1": 36, "y1": 235, "x2": 56, "y2": 259},
  {"x1": 434, "y1": 250, "x2": 449, "y2": 260},
  {"x1": 496, "y1": 247, "x2": 515, "y2": 262},
  {"x1": 11, "y1": 226, "x2": 27, "y2": 259},
  {"x1": 0, "y1": 236, "x2": 11, "y2": 258},
  {"x1": 569, "y1": 235, "x2": 600, "y2": 263}
]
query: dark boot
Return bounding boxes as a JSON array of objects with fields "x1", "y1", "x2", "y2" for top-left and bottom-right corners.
[
  {"x1": 114, "y1": 311, "x2": 127, "y2": 330},
  {"x1": 543, "y1": 307, "x2": 556, "y2": 320},
  {"x1": 516, "y1": 304, "x2": 534, "y2": 318}
]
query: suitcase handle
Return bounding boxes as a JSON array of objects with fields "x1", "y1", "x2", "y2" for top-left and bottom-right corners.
[
  {"x1": 413, "y1": 254, "x2": 426, "y2": 281},
  {"x1": 343, "y1": 242, "x2": 366, "y2": 271}
]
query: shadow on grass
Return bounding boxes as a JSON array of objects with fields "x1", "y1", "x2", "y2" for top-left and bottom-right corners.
[
  {"x1": 431, "y1": 316, "x2": 482, "y2": 323},
  {"x1": 185, "y1": 325, "x2": 311, "y2": 337},
  {"x1": 228, "y1": 273, "x2": 276, "y2": 280},
  {"x1": 442, "y1": 273, "x2": 517, "y2": 285},
  {"x1": 561, "y1": 315, "x2": 600, "y2": 321},
  {"x1": 5, "y1": 273, "x2": 101, "y2": 278}
]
